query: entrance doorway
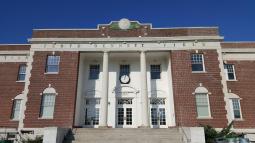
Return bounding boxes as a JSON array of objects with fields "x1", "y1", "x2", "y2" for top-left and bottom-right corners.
[
  {"x1": 150, "y1": 98, "x2": 167, "y2": 128},
  {"x1": 116, "y1": 98, "x2": 134, "y2": 128}
]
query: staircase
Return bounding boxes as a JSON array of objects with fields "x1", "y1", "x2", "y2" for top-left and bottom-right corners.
[{"x1": 63, "y1": 128, "x2": 184, "y2": 143}]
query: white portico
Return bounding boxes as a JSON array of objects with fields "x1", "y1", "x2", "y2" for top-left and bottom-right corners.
[{"x1": 74, "y1": 50, "x2": 176, "y2": 128}]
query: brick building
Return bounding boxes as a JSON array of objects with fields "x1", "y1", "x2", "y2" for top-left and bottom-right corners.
[{"x1": 0, "y1": 19, "x2": 255, "y2": 141}]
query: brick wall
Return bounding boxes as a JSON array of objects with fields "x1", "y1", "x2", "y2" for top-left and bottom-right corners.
[
  {"x1": 226, "y1": 61, "x2": 255, "y2": 128},
  {"x1": 0, "y1": 63, "x2": 25, "y2": 128},
  {"x1": 171, "y1": 50, "x2": 228, "y2": 128},
  {"x1": 24, "y1": 51, "x2": 79, "y2": 128}
]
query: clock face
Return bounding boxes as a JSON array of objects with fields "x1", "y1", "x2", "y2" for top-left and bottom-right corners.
[{"x1": 120, "y1": 75, "x2": 130, "y2": 84}]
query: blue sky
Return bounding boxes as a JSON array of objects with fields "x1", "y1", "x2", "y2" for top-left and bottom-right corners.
[{"x1": 0, "y1": 0, "x2": 254, "y2": 43}]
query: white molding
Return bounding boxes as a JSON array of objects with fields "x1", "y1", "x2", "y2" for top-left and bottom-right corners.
[
  {"x1": 217, "y1": 49, "x2": 232, "y2": 124},
  {"x1": 0, "y1": 55, "x2": 29, "y2": 62},
  {"x1": 223, "y1": 53, "x2": 255, "y2": 60},
  {"x1": 28, "y1": 36, "x2": 223, "y2": 43},
  {"x1": 29, "y1": 42, "x2": 221, "y2": 52},
  {"x1": 0, "y1": 50, "x2": 30, "y2": 54},
  {"x1": 18, "y1": 50, "x2": 35, "y2": 130},
  {"x1": 222, "y1": 48, "x2": 255, "y2": 53}
]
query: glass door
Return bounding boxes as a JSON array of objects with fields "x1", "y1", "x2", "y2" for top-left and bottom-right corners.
[{"x1": 116, "y1": 98, "x2": 134, "y2": 128}]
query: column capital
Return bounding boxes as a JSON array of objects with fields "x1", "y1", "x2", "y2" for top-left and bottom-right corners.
[{"x1": 103, "y1": 50, "x2": 109, "y2": 53}]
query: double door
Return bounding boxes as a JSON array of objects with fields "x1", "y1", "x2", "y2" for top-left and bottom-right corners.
[
  {"x1": 116, "y1": 98, "x2": 134, "y2": 128},
  {"x1": 150, "y1": 98, "x2": 167, "y2": 128}
]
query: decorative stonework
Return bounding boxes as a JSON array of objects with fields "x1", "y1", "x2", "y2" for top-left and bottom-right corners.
[{"x1": 110, "y1": 19, "x2": 141, "y2": 30}]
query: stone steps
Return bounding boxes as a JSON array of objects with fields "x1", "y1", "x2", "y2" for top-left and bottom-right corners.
[{"x1": 63, "y1": 128, "x2": 184, "y2": 143}]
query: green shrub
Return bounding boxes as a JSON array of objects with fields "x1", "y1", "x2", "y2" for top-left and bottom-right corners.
[
  {"x1": 201, "y1": 121, "x2": 240, "y2": 143},
  {"x1": 21, "y1": 136, "x2": 43, "y2": 143}
]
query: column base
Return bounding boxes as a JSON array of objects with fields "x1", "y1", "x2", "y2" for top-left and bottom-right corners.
[
  {"x1": 98, "y1": 126, "x2": 111, "y2": 128},
  {"x1": 138, "y1": 125, "x2": 150, "y2": 128}
]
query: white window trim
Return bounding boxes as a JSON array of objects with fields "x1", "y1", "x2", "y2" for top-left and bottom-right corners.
[
  {"x1": 150, "y1": 64, "x2": 161, "y2": 80},
  {"x1": 88, "y1": 64, "x2": 100, "y2": 80},
  {"x1": 224, "y1": 64, "x2": 237, "y2": 81},
  {"x1": 11, "y1": 99, "x2": 22, "y2": 121},
  {"x1": 45, "y1": 55, "x2": 60, "y2": 74},
  {"x1": 229, "y1": 98, "x2": 243, "y2": 120},
  {"x1": 195, "y1": 93, "x2": 212, "y2": 119},
  {"x1": 191, "y1": 54, "x2": 206, "y2": 73}
]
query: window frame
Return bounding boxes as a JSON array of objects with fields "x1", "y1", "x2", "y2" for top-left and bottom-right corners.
[
  {"x1": 39, "y1": 93, "x2": 56, "y2": 119},
  {"x1": 191, "y1": 54, "x2": 206, "y2": 73},
  {"x1": 11, "y1": 99, "x2": 22, "y2": 120},
  {"x1": 89, "y1": 64, "x2": 100, "y2": 80},
  {"x1": 150, "y1": 64, "x2": 161, "y2": 79},
  {"x1": 119, "y1": 64, "x2": 130, "y2": 77},
  {"x1": 45, "y1": 55, "x2": 60, "y2": 74},
  {"x1": 195, "y1": 93, "x2": 212, "y2": 118},
  {"x1": 224, "y1": 64, "x2": 236, "y2": 81},
  {"x1": 230, "y1": 98, "x2": 242, "y2": 120},
  {"x1": 17, "y1": 64, "x2": 26, "y2": 81}
]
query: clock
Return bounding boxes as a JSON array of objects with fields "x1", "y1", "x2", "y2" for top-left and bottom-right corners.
[{"x1": 119, "y1": 75, "x2": 130, "y2": 84}]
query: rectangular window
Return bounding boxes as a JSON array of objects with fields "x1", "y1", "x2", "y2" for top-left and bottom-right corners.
[
  {"x1": 120, "y1": 65, "x2": 130, "y2": 76},
  {"x1": 46, "y1": 56, "x2": 60, "y2": 73},
  {"x1": 195, "y1": 93, "x2": 210, "y2": 117},
  {"x1": 232, "y1": 99, "x2": 241, "y2": 119},
  {"x1": 150, "y1": 65, "x2": 161, "y2": 79},
  {"x1": 224, "y1": 64, "x2": 236, "y2": 80},
  {"x1": 11, "y1": 99, "x2": 21, "y2": 120},
  {"x1": 17, "y1": 65, "x2": 26, "y2": 81},
  {"x1": 89, "y1": 65, "x2": 100, "y2": 79},
  {"x1": 191, "y1": 54, "x2": 205, "y2": 72},
  {"x1": 40, "y1": 94, "x2": 56, "y2": 118}
]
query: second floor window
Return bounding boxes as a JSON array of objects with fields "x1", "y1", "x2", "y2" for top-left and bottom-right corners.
[
  {"x1": 46, "y1": 56, "x2": 60, "y2": 73},
  {"x1": 120, "y1": 65, "x2": 130, "y2": 76},
  {"x1": 191, "y1": 54, "x2": 204, "y2": 72},
  {"x1": 18, "y1": 65, "x2": 26, "y2": 81},
  {"x1": 89, "y1": 65, "x2": 100, "y2": 79},
  {"x1": 224, "y1": 64, "x2": 236, "y2": 80},
  {"x1": 150, "y1": 65, "x2": 161, "y2": 79}
]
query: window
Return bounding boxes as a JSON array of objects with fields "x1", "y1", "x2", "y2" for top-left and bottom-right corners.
[
  {"x1": 195, "y1": 93, "x2": 210, "y2": 117},
  {"x1": 89, "y1": 65, "x2": 100, "y2": 79},
  {"x1": 46, "y1": 56, "x2": 60, "y2": 73},
  {"x1": 17, "y1": 65, "x2": 26, "y2": 81},
  {"x1": 11, "y1": 99, "x2": 21, "y2": 120},
  {"x1": 224, "y1": 64, "x2": 236, "y2": 80},
  {"x1": 120, "y1": 65, "x2": 130, "y2": 76},
  {"x1": 232, "y1": 99, "x2": 241, "y2": 119},
  {"x1": 40, "y1": 94, "x2": 56, "y2": 118},
  {"x1": 150, "y1": 65, "x2": 161, "y2": 79},
  {"x1": 191, "y1": 54, "x2": 205, "y2": 72}
]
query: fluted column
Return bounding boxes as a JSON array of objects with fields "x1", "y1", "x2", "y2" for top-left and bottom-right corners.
[
  {"x1": 100, "y1": 51, "x2": 109, "y2": 127},
  {"x1": 140, "y1": 51, "x2": 150, "y2": 127}
]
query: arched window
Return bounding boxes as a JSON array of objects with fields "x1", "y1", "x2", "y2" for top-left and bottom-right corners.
[
  {"x1": 193, "y1": 84, "x2": 211, "y2": 118},
  {"x1": 11, "y1": 94, "x2": 24, "y2": 120},
  {"x1": 227, "y1": 92, "x2": 242, "y2": 120},
  {"x1": 40, "y1": 85, "x2": 57, "y2": 118}
]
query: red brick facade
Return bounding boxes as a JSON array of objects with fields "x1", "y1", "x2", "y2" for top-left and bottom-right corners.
[
  {"x1": 0, "y1": 62, "x2": 26, "y2": 128},
  {"x1": 0, "y1": 23, "x2": 255, "y2": 131},
  {"x1": 23, "y1": 51, "x2": 79, "y2": 128},
  {"x1": 225, "y1": 61, "x2": 255, "y2": 128},
  {"x1": 171, "y1": 50, "x2": 228, "y2": 128}
]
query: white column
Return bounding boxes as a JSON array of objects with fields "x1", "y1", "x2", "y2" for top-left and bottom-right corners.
[
  {"x1": 140, "y1": 51, "x2": 150, "y2": 127},
  {"x1": 100, "y1": 51, "x2": 109, "y2": 127}
]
